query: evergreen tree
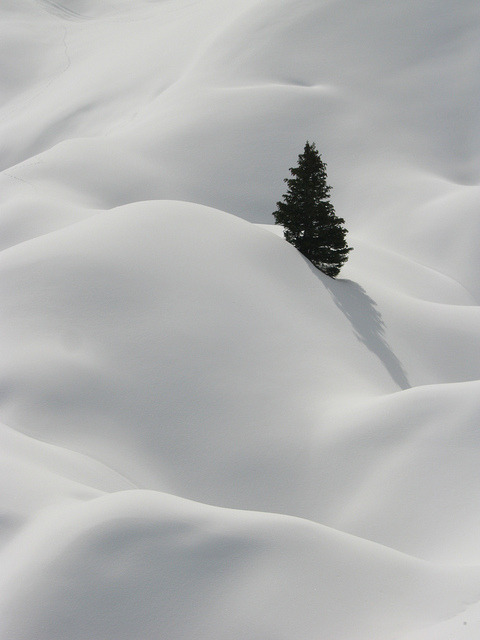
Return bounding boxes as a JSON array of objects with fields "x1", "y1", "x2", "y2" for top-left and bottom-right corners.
[{"x1": 273, "y1": 141, "x2": 352, "y2": 277}]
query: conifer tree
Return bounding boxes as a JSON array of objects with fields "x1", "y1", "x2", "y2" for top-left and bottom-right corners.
[{"x1": 273, "y1": 141, "x2": 352, "y2": 277}]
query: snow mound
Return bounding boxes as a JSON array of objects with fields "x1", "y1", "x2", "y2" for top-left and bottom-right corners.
[
  {"x1": 2, "y1": 491, "x2": 479, "y2": 640},
  {"x1": 1, "y1": 0, "x2": 480, "y2": 638}
]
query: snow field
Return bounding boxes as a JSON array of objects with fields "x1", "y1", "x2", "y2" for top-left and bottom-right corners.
[{"x1": 1, "y1": 1, "x2": 480, "y2": 638}]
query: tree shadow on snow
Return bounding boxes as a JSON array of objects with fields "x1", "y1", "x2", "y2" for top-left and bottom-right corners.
[{"x1": 321, "y1": 273, "x2": 411, "y2": 391}]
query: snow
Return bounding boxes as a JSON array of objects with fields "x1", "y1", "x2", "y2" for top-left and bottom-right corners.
[{"x1": 0, "y1": 1, "x2": 479, "y2": 639}]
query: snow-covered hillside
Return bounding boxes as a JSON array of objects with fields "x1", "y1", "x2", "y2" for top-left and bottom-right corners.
[{"x1": 1, "y1": 1, "x2": 479, "y2": 639}]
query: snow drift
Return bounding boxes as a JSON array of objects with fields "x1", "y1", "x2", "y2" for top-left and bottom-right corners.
[{"x1": 1, "y1": 1, "x2": 479, "y2": 639}]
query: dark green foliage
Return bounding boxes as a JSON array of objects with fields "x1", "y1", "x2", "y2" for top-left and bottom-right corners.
[{"x1": 273, "y1": 141, "x2": 352, "y2": 277}]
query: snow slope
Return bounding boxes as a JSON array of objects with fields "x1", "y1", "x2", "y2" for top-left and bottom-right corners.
[{"x1": 1, "y1": 1, "x2": 479, "y2": 639}]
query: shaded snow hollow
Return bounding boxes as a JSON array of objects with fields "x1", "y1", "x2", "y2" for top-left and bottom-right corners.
[{"x1": 1, "y1": 1, "x2": 480, "y2": 639}]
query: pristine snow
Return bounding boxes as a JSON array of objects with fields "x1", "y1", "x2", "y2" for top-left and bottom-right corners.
[{"x1": 1, "y1": 1, "x2": 479, "y2": 639}]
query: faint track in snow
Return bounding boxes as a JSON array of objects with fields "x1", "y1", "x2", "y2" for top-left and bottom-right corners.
[
  {"x1": 0, "y1": 21, "x2": 71, "y2": 125},
  {"x1": 37, "y1": 0, "x2": 92, "y2": 22},
  {"x1": 0, "y1": 18, "x2": 72, "y2": 171}
]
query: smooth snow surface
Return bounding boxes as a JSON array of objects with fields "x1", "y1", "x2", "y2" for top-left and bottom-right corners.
[{"x1": 1, "y1": 1, "x2": 479, "y2": 639}]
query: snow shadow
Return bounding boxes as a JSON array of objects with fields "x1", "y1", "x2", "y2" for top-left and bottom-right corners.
[{"x1": 323, "y1": 276, "x2": 411, "y2": 390}]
